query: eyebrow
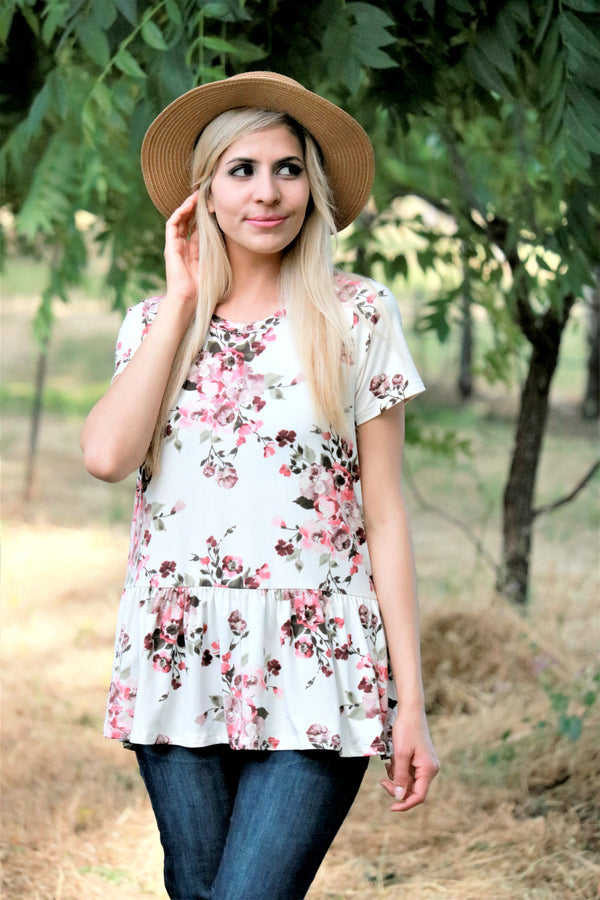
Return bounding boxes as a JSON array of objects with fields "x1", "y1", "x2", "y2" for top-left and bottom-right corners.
[{"x1": 224, "y1": 155, "x2": 304, "y2": 167}]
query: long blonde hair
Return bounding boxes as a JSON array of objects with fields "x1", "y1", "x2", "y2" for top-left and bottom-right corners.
[{"x1": 145, "y1": 108, "x2": 354, "y2": 476}]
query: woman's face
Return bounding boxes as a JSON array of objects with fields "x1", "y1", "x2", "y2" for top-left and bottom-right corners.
[{"x1": 207, "y1": 125, "x2": 311, "y2": 264}]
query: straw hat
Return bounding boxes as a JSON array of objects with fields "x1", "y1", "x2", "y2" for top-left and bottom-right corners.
[{"x1": 141, "y1": 71, "x2": 374, "y2": 232}]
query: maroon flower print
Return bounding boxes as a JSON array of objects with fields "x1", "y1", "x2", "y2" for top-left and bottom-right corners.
[
  {"x1": 159, "y1": 560, "x2": 177, "y2": 578},
  {"x1": 228, "y1": 610, "x2": 247, "y2": 635}
]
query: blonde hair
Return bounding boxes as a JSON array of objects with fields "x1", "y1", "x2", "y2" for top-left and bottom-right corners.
[{"x1": 145, "y1": 108, "x2": 354, "y2": 476}]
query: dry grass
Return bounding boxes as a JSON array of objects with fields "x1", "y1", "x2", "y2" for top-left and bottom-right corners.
[{"x1": 1, "y1": 294, "x2": 599, "y2": 899}]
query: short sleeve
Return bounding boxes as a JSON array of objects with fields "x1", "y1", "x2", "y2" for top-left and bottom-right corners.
[
  {"x1": 353, "y1": 280, "x2": 425, "y2": 426},
  {"x1": 112, "y1": 296, "x2": 160, "y2": 381}
]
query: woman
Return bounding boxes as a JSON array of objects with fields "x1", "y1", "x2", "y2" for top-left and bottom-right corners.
[{"x1": 81, "y1": 71, "x2": 439, "y2": 900}]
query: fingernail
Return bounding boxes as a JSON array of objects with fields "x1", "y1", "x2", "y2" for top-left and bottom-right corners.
[{"x1": 394, "y1": 786, "x2": 406, "y2": 801}]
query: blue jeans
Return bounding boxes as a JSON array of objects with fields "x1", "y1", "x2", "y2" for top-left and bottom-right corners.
[{"x1": 134, "y1": 744, "x2": 369, "y2": 900}]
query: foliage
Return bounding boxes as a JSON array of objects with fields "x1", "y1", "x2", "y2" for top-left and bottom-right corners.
[
  {"x1": 537, "y1": 666, "x2": 599, "y2": 743},
  {"x1": 1, "y1": 0, "x2": 599, "y2": 600},
  {"x1": 2, "y1": 1, "x2": 598, "y2": 333}
]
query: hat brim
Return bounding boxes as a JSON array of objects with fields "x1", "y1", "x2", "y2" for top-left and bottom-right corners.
[{"x1": 141, "y1": 71, "x2": 374, "y2": 232}]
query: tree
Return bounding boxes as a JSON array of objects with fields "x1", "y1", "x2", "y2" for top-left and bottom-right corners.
[{"x1": 2, "y1": 0, "x2": 599, "y2": 603}]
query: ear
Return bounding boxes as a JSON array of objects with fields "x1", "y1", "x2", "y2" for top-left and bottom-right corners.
[{"x1": 206, "y1": 191, "x2": 215, "y2": 215}]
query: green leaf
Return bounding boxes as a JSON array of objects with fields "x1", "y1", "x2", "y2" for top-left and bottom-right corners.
[
  {"x1": 558, "y1": 713, "x2": 583, "y2": 741},
  {"x1": 0, "y1": 5, "x2": 15, "y2": 44},
  {"x1": 448, "y1": 0, "x2": 474, "y2": 12},
  {"x1": 563, "y1": 0, "x2": 600, "y2": 9},
  {"x1": 466, "y1": 45, "x2": 511, "y2": 98},
  {"x1": 560, "y1": 11, "x2": 600, "y2": 60},
  {"x1": 141, "y1": 19, "x2": 168, "y2": 50},
  {"x1": 533, "y1": 0, "x2": 554, "y2": 52},
  {"x1": 165, "y1": 0, "x2": 183, "y2": 25},
  {"x1": 76, "y1": 18, "x2": 111, "y2": 67},
  {"x1": 24, "y1": 82, "x2": 51, "y2": 138},
  {"x1": 116, "y1": 0, "x2": 138, "y2": 27},
  {"x1": 354, "y1": 39, "x2": 396, "y2": 69},
  {"x1": 348, "y1": 2, "x2": 395, "y2": 34},
  {"x1": 543, "y1": 88, "x2": 566, "y2": 143},
  {"x1": 565, "y1": 106, "x2": 600, "y2": 152},
  {"x1": 230, "y1": 39, "x2": 267, "y2": 63},
  {"x1": 201, "y1": 35, "x2": 239, "y2": 54},
  {"x1": 114, "y1": 48, "x2": 146, "y2": 78},
  {"x1": 539, "y1": 57, "x2": 564, "y2": 110},
  {"x1": 93, "y1": 0, "x2": 118, "y2": 31},
  {"x1": 420, "y1": 0, "x2": 435, "y2": 17},
  {"x1": 475, "y1": 29, "x2": 517, "y2": 79},
  {"x1": 41, "y1": 4, "x2": 67, "y2": 45}
]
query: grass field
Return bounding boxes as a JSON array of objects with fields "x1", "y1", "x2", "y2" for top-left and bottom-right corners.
[{"x1": 1, "y1": 271, "x2": 599, "y2": 899}]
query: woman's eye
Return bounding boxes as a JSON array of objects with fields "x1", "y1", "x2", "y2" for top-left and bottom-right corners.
[
  {"x1": 229, "y1": 164, "x2": 254, "y2": 177},
  {"x1": 278, "y1": 163, "x2": 303, "y2": 177}
]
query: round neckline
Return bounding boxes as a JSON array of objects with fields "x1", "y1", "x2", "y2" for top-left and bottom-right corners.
[{"x1": 211, "y1": 308, "x2": 287, "y2": 333}]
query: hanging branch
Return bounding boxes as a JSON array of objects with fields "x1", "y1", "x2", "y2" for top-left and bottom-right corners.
[
  {"x1": 403, "y1": 459, "x2": 500, "y2": 576},
  {"x1": 532, "y1": 460, "x2": 600, "y2": 519}
]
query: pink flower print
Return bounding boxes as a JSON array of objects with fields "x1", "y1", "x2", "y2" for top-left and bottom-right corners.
[
  {"x1": 153, "y1": 651, "x2": 172, "y2": 673},
  {"x1": 279, "y1": 465, "x2": 291, "y2": 477},
  {"x1": 299, "y1": 464, "x2": 334, "y2": 502},
  {"x1": 214, "y1": 404, "x2": 236, "y2": 428},
  {"x1": 307, "y1": 723, "x2": 330, "y2": 742},
  {"x1": 369, "y1": 373, "x2": 391, "y2": 398},
  {"x1": 176, "y1": 406, "x2": 196, "y2": 429},
  {"x1": 159, "y1": 560, "x2": 177, "y2": 578},
  {"x1": 340, "y1": 499, "x2": 362, "y2": 532},
  {"x1": 216, "y1": 468, "x2": 239, "y2": 489},
  {"x1": 222, "y1": 555, "x2": 243, "y2": 575},
  {"x1": 293, "y1": 593, "x2": 325, "y2": 631},
  {"x1": 392, "y1": 373, "x2": 406, "y2": 390},
  {"x1": 203, "y1": 465, "x2": 216, "y2": 478},
  {"x1": 358, "y1": 604, "x2": 370, "y2": 628},
  {"x1": 331, "y1": 526, "x2": 352, "y2": 554},
  {"x1": 221, "y1": 650, "x2": 232, "y2": 674},
  {"x1": 254, "y1": 564, "x2": 270, "y2": 583},
  {"x1": 299, "y1": 519, "x2": 326, "y2": 550},
  {"x1": 280, "y1": 620, "x2": 293, "y2": 643},
  {"x1": 294, "y1": 636, "x2": 314, "y2": 659},
  {"x1": 228, "y1": 610, "x2": 247, "y2": 635},
  {"x1": 314, "y1": 496, "x2": 338, "y2": 520},
  {"x1": 363, "y1": 688, "x2": 381, "y2": 720},
  {"x1": 263, "y1": 442, "x2": 276, "y2": 458},
  {"x1": 224, "y1": 695, "x2": 243, "y2": 743},
  {"x1": 268, "y1": 737, "x2": 280, "y2": 748}
]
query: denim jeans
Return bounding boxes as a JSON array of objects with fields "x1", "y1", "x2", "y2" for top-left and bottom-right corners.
[{"x1": 134, "y1": 744, "x2": 369, "y2": 900}]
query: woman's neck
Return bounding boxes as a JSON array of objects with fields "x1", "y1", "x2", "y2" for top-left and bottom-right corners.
[{"x1": 218, "y1": 250, "x2": 284, "y2": 323}]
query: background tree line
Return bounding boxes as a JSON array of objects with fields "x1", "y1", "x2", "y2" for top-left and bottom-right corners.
[{"x1": 1, "y1": 0, "x2": 599, "y2": 604}]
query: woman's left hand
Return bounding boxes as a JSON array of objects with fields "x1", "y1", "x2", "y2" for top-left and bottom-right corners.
[{"x1": 380, "y1": 709, "x2": 440, "y2": 812}]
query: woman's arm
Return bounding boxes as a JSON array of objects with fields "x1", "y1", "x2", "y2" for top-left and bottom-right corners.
[
  {"x1": 357, "y1": 402, "x2": 439, "y2": 811},
  {"x1": 80, "y1": 192, "x2": 200, "y2": 482}
]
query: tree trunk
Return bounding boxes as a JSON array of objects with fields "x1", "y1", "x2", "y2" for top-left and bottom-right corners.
[
  {"x1": 582, "y1": 277, "x2": 599, "y2": 420},
  {"x1": 497, "y1": 302, "x2": 574, "y2": 604},
  {"x1": 457, "y1": 243, "x2": 473, "y2": 399},
  {"x1": 458, "y1": 287, "x2": 473, "y2": 399},
  {"x1": 24, "y1": 338, "x2": 49, "y2": 503}
]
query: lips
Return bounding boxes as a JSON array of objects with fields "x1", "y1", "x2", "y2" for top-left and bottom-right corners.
[{"x1": 245, "y1": 216, "x2": 288, "y2": 227}]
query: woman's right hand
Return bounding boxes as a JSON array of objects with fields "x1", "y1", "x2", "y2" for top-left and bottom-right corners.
[{"x1": 164, "y1": 190, "x2": 200, "y2": 317}]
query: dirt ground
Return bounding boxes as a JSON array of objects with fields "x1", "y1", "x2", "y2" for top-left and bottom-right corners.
[{"x1": 1, "y1": 296, "x2": 599, "y2": 899}]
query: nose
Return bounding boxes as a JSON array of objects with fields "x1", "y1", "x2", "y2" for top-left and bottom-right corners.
[{"x1": 252, "y1": 169, "x2": 280, "y2": 205}]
